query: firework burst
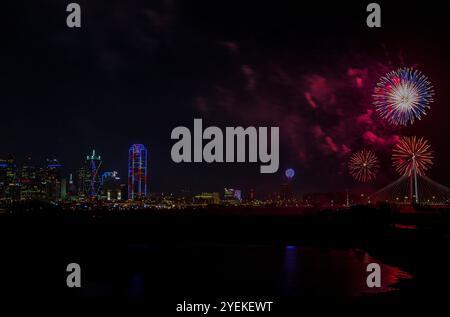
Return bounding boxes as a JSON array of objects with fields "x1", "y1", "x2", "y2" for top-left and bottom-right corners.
[
  {"x1": 392, "y1": 136, "x2": 433, "y2": 176},
  {"x1": 373, "y1": 67, "x2": 434, "y2": 126},
  {"x1": 349, "y1": 149, "x2": 380, "y2": 182}
]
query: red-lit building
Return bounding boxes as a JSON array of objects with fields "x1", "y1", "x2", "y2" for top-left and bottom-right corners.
[{"x1": 128, "y1": 144, "x2": 148, "y2": 200}]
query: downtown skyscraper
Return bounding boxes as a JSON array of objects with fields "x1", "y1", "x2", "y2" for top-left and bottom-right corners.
[
  {"x1": 78, "y1": 150, "x2": 102, "y2": 198},
  {"x1": 128, "y1": 144, "x2": 148, "y2": 200}
]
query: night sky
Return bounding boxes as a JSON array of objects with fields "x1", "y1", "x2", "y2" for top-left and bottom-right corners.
[{"x1": 1, "y1": 1, "x2": 450, "y2": 195}]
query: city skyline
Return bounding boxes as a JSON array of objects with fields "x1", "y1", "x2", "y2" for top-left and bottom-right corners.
[
  {"x1": 2, "y1": 2, "x2": 450, "y2": 305},
  {"x1": 2, "y1": 1, "x2": 450, "y2": 195},
  {"x1": 0, "y1": 143, "x2": 358, "y2": 206},
  {"x1": 0, "y1": 144, "x2": 282, "y2": 201}
]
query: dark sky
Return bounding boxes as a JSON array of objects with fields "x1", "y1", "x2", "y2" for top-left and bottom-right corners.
[{"x1": 1, "y1": 1, "x2": 450, "y2": 195}]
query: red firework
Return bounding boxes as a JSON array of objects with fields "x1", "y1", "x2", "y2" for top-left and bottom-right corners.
[
  {"x1": 349, "y1": 149, "x2": 380, "y2": 182},
  {"x1": 392, "y1": 136, "x2": 433, "y2": 176}
]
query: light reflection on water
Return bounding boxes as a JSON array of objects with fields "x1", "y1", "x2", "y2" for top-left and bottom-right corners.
[
  {"x1": 281, "y1": 245, "x2": 412, "y2": 296},
  {"x1": 79, "y1": 244, "x2": 413, "y2": 297},
  {"x1": 282, "y1": 246, "x2": 300, "y2": 296},
  {"x1": 129, "y1": 272, "x2": 145, "y2": 297}
]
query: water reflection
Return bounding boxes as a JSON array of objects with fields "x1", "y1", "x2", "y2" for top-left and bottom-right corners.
[
  {"x1": 75, "y1": 243, "x2": 412, "y2": 297},
  {"x1": 281, "y1": 245, "x2": 412, "y2": 296},
  {"x1": 282, "y1": 246, "x2": 300, "y2": 296},
  {"x1": 129, "y1": 273, "x2": 144, "y2": 297}
]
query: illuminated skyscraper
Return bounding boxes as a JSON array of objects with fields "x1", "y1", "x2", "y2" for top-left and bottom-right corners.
[
  {"x1": 0, "y1": 157, "x2": 9, "y2": 199},
  {"x1": 101, "y1": 171, "x2": 122, "y2": 201},
  {"x1": 21, "y1": 157, "x2": 37, "y2": 184},
  {"x1": 128, "y1": 144, "x2": 148, "y2": 200},
  {"x1": 0, "y1": 155, "x2": 20, "y2": 201},
  {"x1": 68, "y1": 173, "x2": 77, "y2": 196},
  {"x1": 5, "y1": 155, "x2": 17, "y2": 186},
  {"x1": 79, "y1": 150, "x2": 102, "y2": 198},
  {"x1": 19, "y1": 156, "x2": 43, "y2": 200},
  {"x1": 44, "y1": 159, "x2": 63, "y2": 201}
]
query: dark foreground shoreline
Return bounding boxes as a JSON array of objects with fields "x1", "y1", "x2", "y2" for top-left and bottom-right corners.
[{"x1": 1, "y1": 203, "x2": 449, "y2": 306}]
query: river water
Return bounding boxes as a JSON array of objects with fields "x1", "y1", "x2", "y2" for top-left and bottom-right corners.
[{"x1": 74, "y1": 243, "x2": 412, "y2": 297}]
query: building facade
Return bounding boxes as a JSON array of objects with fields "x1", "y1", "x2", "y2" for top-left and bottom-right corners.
[
  {"x1": 128, "y1": 144, "x2": 148, "y2": 200},
  {"x1": 101, "y1": 171, "x2": 122, "y2": 201},
  {"x1": 79, "y1": 150, "x2": 102, "y2": 198}
]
